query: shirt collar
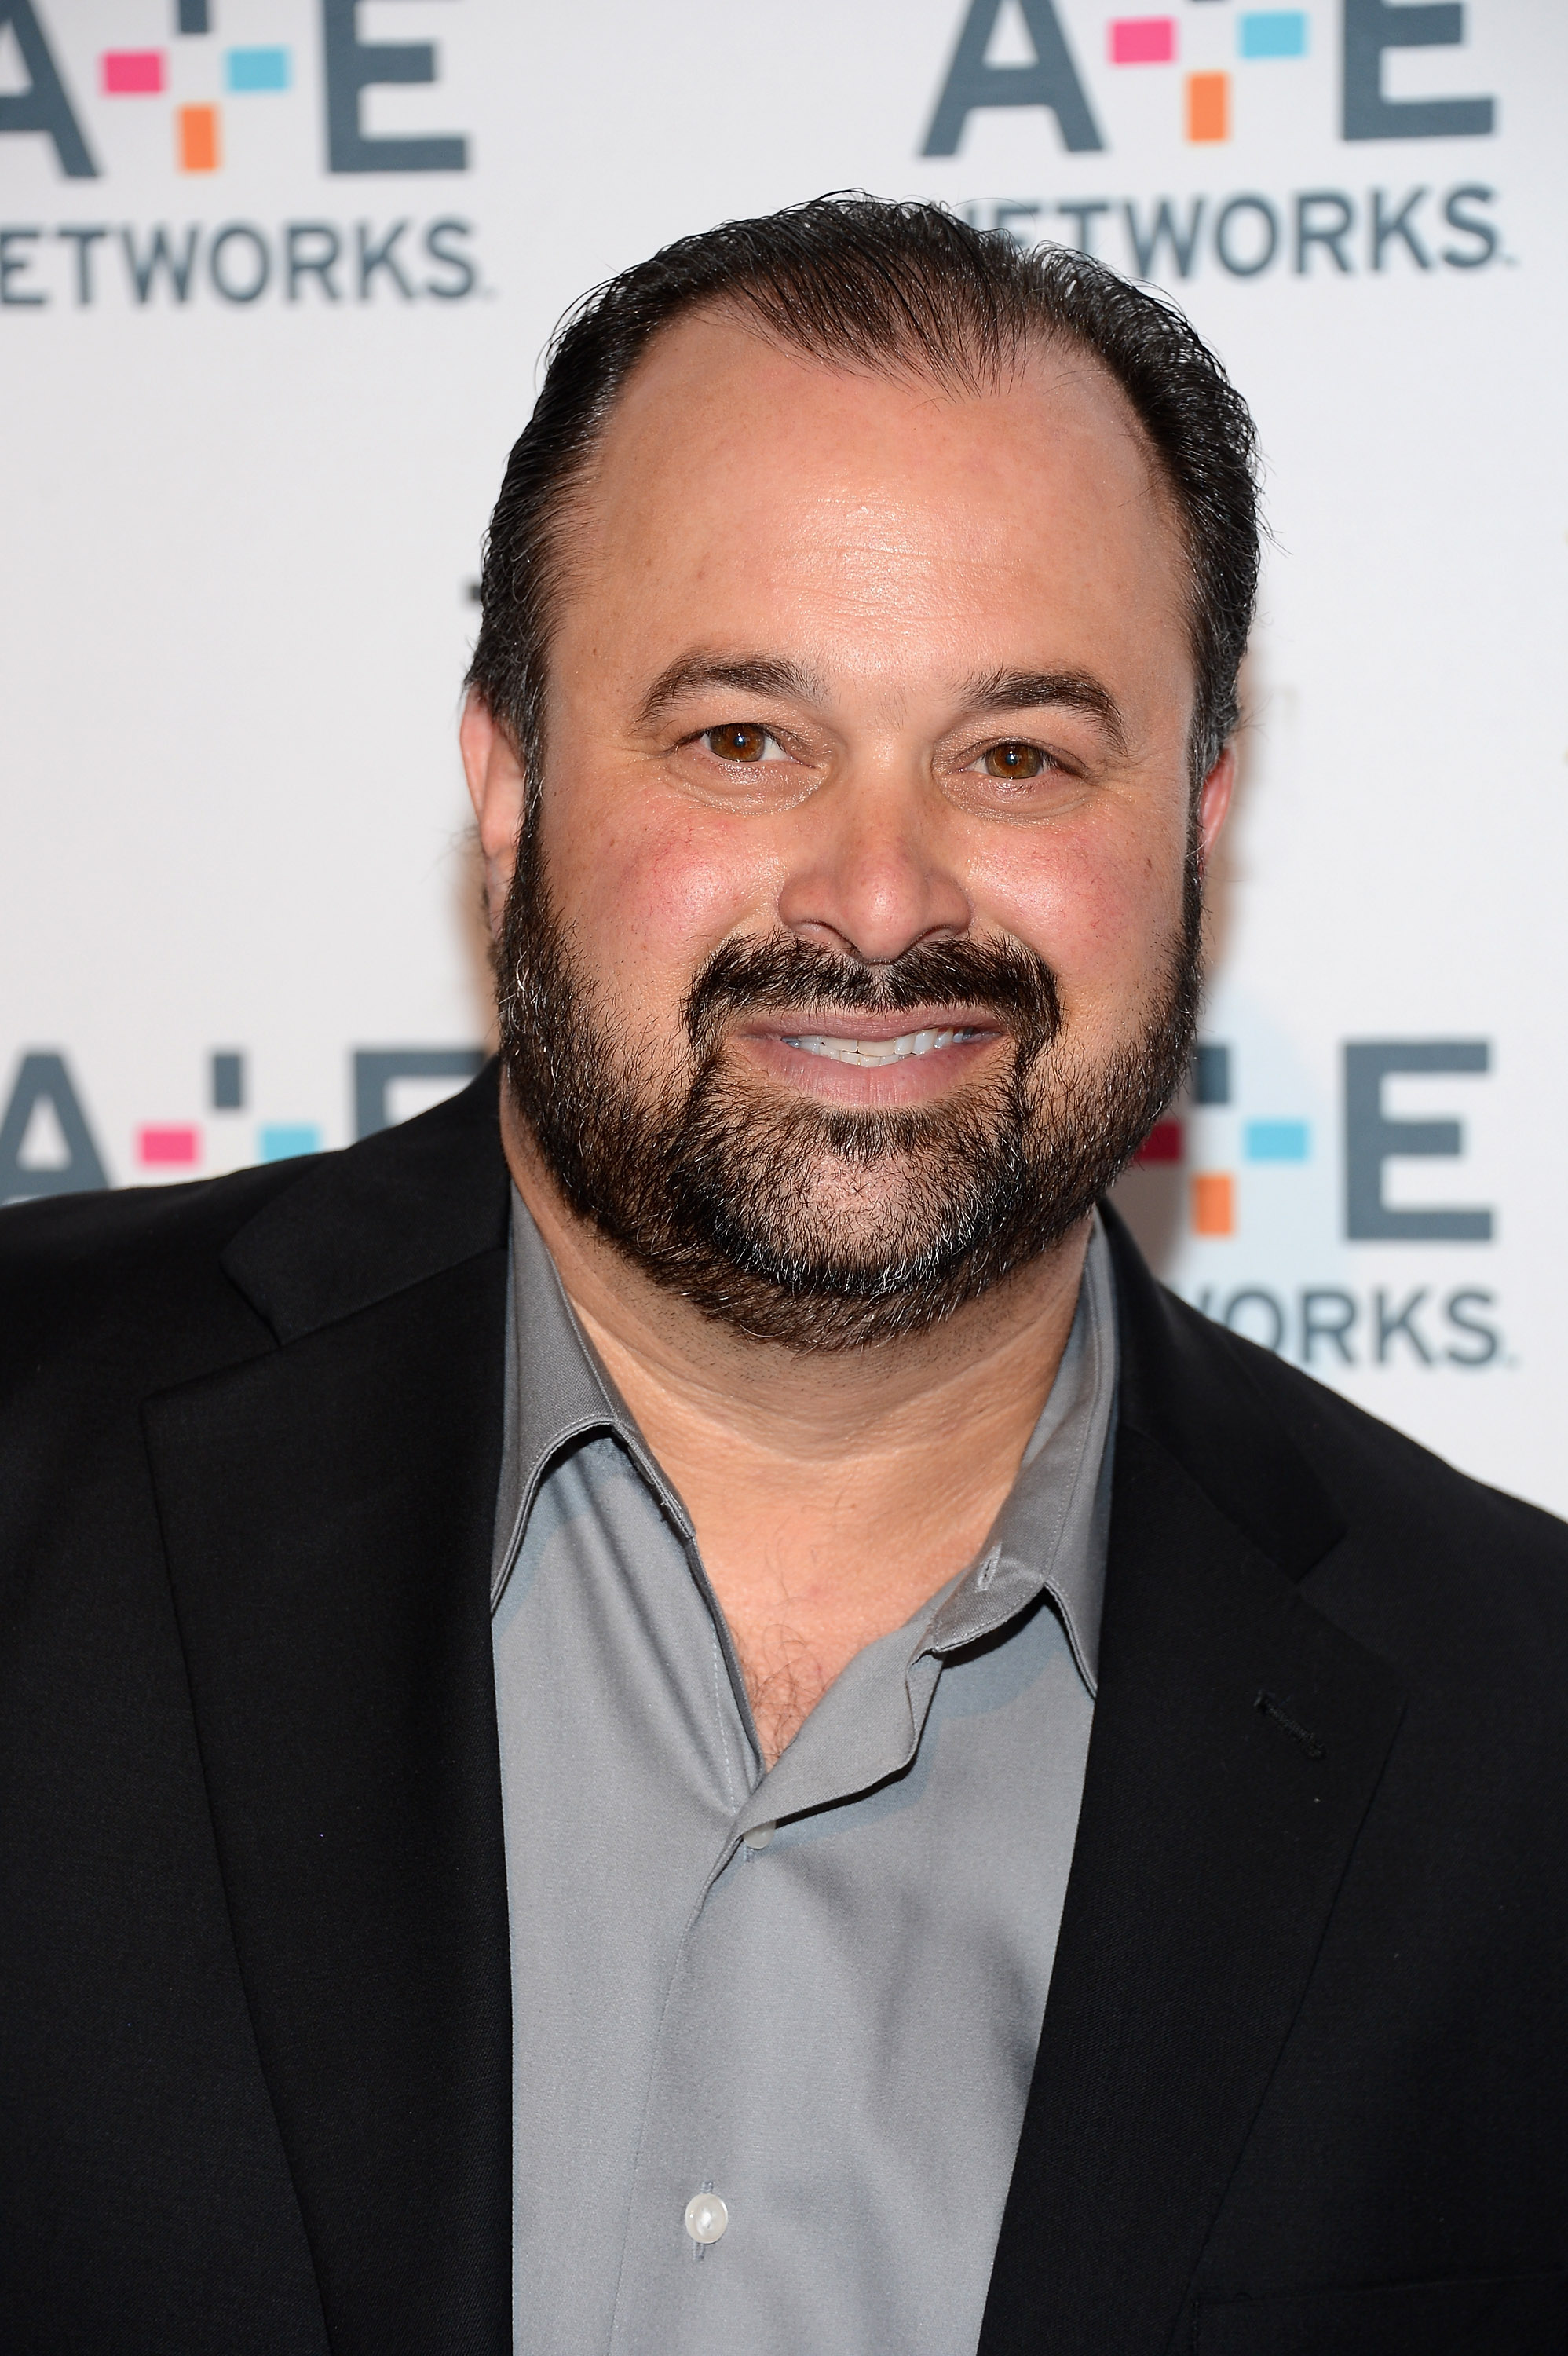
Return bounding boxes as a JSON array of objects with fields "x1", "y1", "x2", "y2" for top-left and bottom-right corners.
[
  {"x1": 492, "y1": 1191, "x2": 1117, "y2": 1696},
  {"x1": 919, "y1": 1220, "x2": 1116, "y2": 1693},
  {"x1": 489, "y1": 1198, "x2": 671, "y2": 1609}
]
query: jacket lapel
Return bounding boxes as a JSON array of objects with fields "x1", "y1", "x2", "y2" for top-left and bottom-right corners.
[
  {"x1": 143, "y1": 1074, "x2": 513, "y2": 2356},
  {"x1": 979, "y1": 1210, "x2": 1406, "y2": 2356}
]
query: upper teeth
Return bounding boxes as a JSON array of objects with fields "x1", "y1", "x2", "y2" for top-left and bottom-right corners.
[{"x1": 780, "y1": 1027, "x2": 978, "y2": 1067}]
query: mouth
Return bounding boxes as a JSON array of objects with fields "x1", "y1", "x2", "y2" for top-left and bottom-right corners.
[
  {"x1": 733, "y1": 1007, "x2": 1009, "y2": 1107},
  {"x1": 779, "y1": 1026, "x2": 989, "y2": 1068}
]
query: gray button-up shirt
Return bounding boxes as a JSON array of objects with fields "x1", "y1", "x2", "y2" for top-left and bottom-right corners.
[{"x1": 491, "y1": 1195, "x2": 1117, "y2": 2355}]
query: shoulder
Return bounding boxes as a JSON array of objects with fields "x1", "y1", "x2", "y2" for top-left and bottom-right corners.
[
  {"x1": 0, "y1": 1157, "x2": 309, "y2": 1279},
  {"x1": 1101, "y1": 1204, "x2": 1568, "y2": 1693},
  {"x1": 0, "y1": 1062, "x2": 510, "y2": 1407},
  {"x1": 1152, "y1": 1282, "x2": 1568, "y2": 1712},
  {"x1": 1204, "y1": 1299, "x2": 1568, "y2": 1570},
  {"x1": 0, "y1": 1159, "x2": 315, "y2": 1397},
  {"x1": 1104, "y1": 1202, "x2": 1566, "y2": 1562}
]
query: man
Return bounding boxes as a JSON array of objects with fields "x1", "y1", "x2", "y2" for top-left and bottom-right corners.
[{"x1": 2, "y1": 198, "x2": 1564, "y2": 2356}]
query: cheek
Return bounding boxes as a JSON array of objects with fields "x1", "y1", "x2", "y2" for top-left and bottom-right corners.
[
  {"x1": 543, "y1": 777, "x2": 777, "y2": 1026},
  {"x1": 970, "y1": 806, "x2": 1188, "y2": 1022}
]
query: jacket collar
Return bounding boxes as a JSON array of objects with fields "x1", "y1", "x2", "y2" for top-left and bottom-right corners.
[
  {"x1": 1103, "y1": 1198, "x2": 1347, "y2": 1579},
  {"x1": 219, "y1": 1059, "x2": 510, "y2": 1344}
]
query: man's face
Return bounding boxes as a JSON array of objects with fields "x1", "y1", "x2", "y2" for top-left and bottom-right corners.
[{"x1": 467, "y1": 313, "x2": 1232, "y2": 1346}]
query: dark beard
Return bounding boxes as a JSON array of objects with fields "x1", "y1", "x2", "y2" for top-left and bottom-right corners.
[{"x1": 497, "y1": 818, "x2": 1201, "y2": 1349}]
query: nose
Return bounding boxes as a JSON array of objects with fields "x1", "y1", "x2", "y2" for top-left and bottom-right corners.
[{"x1": 774, "y1": 768, "x2": 971, "y2": 966}]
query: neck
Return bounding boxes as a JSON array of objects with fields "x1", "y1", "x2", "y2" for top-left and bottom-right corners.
[{"x1": 500, "y1": 1083, "x2": 1091, "y2": 1762}]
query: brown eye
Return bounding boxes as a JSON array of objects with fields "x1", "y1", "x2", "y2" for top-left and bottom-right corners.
[
  {"x1": 982, "y1": 741, "x2": 1046, "y2": 780},
  {"x1": 706, "y1": 724, "x2": 772, "y2": 764}
]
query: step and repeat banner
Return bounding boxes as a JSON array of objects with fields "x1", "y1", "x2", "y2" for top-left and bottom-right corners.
[{"x1": 2, "y1": 0, "x2": 1564, "y2": 1509}]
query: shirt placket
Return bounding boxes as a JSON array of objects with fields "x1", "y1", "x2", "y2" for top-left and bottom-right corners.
[{"x1": 605, "y1": 1606, "x2": 969, "y2": 2347}]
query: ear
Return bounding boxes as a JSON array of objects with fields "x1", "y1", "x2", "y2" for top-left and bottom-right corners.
[
  {"x1": 1194, "y1": 743, "x2": 1237, "y2": 874},
  {"x1": 459, "y1": 693, "x2": 527, "y2": 936}
]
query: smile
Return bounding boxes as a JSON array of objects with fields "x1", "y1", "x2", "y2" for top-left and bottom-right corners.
[{"x1": 779, "y1": 1027, "x2": 987, "y2": 1068}]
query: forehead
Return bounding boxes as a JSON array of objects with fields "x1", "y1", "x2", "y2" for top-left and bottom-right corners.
[{"x1": 558, "y1": 309, "x2": 1190, "y2": 699}]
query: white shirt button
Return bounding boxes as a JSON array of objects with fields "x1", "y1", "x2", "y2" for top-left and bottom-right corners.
[
  {"x1": 685, "y1": 2192, "x2": 729, "y2": 2244},
  {"x1": 742, "y1": 1821, "x2": 775, "y2": 1850}
]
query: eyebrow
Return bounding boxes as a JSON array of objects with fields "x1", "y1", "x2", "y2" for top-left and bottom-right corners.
[
  {"x1": 956, "y1": 668, "x2": 1128, "y2": 752},
  {"x1": 634, "y1": 653, "x2": 1127, "y2": 750},
  {"x1": 636, "y1": 653, "x2": 824, "y2": 730}
]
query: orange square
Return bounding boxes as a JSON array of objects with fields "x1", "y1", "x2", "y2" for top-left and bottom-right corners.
[
  {"x1": 1192, "y1": 1172, "x2": 1235, "y2": 1237},
  {"x1": 177, "y1": 103, "x2": 220, "y2": 172},
  {"x1": 1186, "y1": 71, "x2": 1229, "y2": 144}
]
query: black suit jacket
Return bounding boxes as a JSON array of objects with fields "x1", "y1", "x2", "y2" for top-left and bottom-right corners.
[{"x1": 2, "y1": 1067, "x2": 1565, "y2": 2356}]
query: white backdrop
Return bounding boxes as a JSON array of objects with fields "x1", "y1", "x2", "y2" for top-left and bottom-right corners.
[{"x1": 2, "y1": 0, "x2": 1565, "y2": 1510}]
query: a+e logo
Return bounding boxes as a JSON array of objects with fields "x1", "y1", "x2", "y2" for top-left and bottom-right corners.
[
  {"x1": 0, "y1": 0, "x2": 470, "y2": 178},
  {"x1": 923, "y1": 0, "x2": 1497, "y2": 155}
]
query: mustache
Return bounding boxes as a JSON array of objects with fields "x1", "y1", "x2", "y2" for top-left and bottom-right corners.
[{"x1": 682, "y1": 935, "x2": 1062, "y2": 1062}]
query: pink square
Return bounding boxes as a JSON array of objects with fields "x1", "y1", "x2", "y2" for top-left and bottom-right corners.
[
  {"x1": 102, "y1": 50, "x2": 165, "y2": 95},
  {"x1": 1110, "y1": 17, "x2": 1176, "y2": 64},
  {"x1": 137, "y1": 1125, "x2": 199, "y2": 1167}
]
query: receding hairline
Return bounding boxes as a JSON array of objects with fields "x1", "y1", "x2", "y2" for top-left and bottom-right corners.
[
  {"x1": 594, "y1": 291, "x2": 1177, "y2": 479},
  {"x1": 505, "y1": 294, "x2": 1192, "y2": 734}
]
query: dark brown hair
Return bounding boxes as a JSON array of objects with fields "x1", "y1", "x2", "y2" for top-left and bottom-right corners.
[{"x1": 467, "y1": 193, "x2": 1260, "y2": 788}]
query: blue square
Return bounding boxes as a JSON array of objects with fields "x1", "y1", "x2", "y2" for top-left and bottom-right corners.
[
  {"x1": 226, "y1": 46, "x2": 290, "y2": 92},
  {"x1": 1193, "y1": 1041, "x2": 1231, "y2": 1107},
  {"x1": 259, "y1": 1122, "x2": 320, "y2": 1162},
  {"x1": 1244, "y1": 1118, "x2": 1310, "y2": 1163},
  {"x1": 1238, "y1": 10, "x2": 1308, "y2": 57}
]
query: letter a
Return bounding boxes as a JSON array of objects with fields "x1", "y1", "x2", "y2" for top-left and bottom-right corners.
[
  {"x1": 0, "y1": 1053, "x2": 108, "y2": 1201},
  {"x1": 923, "y1": 0, "x2": 1102, "y2": 156},
  {"x1": 0, "y1": 1, "x2": 98, "y2": 177}
]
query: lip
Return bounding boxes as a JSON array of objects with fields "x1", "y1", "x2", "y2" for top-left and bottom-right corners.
[
  {"x1": 733, "y1": 1006, "x2": 1010, "y2": 1107},
  {"x1": 737, "y1": 1004, "x2": 1007, "y2": 1047}
]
